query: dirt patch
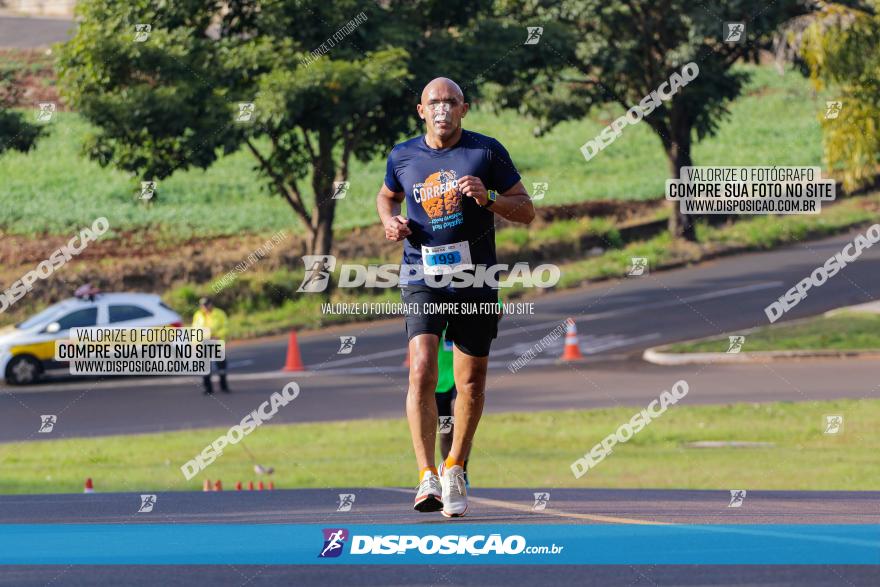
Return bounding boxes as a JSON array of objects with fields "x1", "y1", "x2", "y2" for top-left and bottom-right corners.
[
  {"x1": 533, "y1": 199, "x2": 664, "y2": 224},
  {"x1": 0, "y1": 190, "x2": 667, "y2": 323},
  {"x1": 0, "y1": 231, "x2": 298, "y2": 314},
  {"x1": 0, "y1": 49, "x2": 61, "y2": 107},
  {"x1": 332, "y1": 199, "x2": 665, "y2": 260}
]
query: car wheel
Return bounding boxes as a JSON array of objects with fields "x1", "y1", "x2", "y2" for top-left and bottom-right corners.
[{"x1": 5, "y1": 355, "x2": 41, "y2": 385}]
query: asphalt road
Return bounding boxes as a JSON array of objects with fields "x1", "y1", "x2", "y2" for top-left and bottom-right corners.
[
  {"x1": 1, "y1": 230, "x2": 879, "y2": 441},
  {"x1": 0, "y1": 14, "x2": 74, "y2": 48},
  {"x1": 0, "y1": 357, "x2": 878, "y2": 443},
  {"x1": 2, "y1": 565, "x2": 876, "y2": 587},
  {"x1": 173, "y1": 227, "x2": 880, "y2": 374},
  {"x1": 0, "y1": 488, "x2": 877, "y2": 586},
  {"x1": 2, "y1": 488, "x2": 876, "y2": 525}
]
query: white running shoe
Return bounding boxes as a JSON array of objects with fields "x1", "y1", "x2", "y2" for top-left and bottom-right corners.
[
  {"x1": 413, "y1": 469, "x2": 443, "y2": 512},
  {"x1": 439, "y1": 462, "x2": 468, "y2": 518}
]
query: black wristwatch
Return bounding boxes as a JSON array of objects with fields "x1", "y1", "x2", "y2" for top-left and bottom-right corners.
[{"x1": 483, "y1": 190, "x2": 497, "y2": 208}]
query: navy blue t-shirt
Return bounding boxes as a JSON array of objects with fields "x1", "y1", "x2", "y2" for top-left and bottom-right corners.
[{"x1": 384, "y1": 130, "x2": 521, "y2": 287}]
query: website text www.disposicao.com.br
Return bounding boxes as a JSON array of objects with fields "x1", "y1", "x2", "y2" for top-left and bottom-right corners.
[{"x1": 318, "y1": 530, "x2": 564, "y2": 559}]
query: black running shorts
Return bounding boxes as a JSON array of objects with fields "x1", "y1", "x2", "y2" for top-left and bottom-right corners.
[{"x1": 401, "y1": 285, "x2": 499, "y2": 357}]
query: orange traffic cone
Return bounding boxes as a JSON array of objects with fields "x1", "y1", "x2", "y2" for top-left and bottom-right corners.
[
  {"x1": 560, "y1": 318, "x2": 584, "y2": 361},
  {"x1": 268, "y1": 481, "x2": 275, "y2": 490},
  {"x1": 214, "y1": 480, "x2": 223, "y2": 491},
  {"x1": 83, "y1": 478, "x2": 94, "y2": 494},
  {"x1": 257, "y1": 481, "x2": 265, "y2": 491},
  {"x1": 235, "y1": 481, "x2": 242, "y2": 491},
  {"x1": 283, "y1": 332, "x2": 305, "y2": 371},
  {"x1": 203, "y1": 479, "x2": 212, "y2": 492},
  {"x1": 248, "y1": 481, "x2": 254, "y2": 491}
]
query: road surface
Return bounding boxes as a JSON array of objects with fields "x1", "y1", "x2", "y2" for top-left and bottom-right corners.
[
  {"x1": 1, "y1": 230, "x2": 878, "y2": 441},
  {"x1": 0, "y1": 14, "x2": 74, "y2": 48}
]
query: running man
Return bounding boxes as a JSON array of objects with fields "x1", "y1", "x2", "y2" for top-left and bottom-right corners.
[{"x1": 376, "y1": 77, "x2": 534, "y2": 517}]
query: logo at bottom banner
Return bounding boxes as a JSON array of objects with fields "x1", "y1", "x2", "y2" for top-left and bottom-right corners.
[
  {"x1": 320, "y1": 528, "x2": 544, "y2": 557},
  {"x1": 318, "y1": 528, "x2": 349, "y2": 558},
  {"x1": 0, "y1": 523, "x2": 874, "y2": 564}
]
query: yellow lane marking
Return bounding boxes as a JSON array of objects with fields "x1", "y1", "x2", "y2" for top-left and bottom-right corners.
[
  {"x1": 380, "y1": 488, "x2": 671, "y2": 526},
  {"x1": 468, "y1": 495, "x2": 672, "y2": 526}
]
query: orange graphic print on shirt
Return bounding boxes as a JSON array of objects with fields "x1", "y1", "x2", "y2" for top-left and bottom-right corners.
[{"x1": 414, "y1": 170, "x2": 462, "y2": 219}]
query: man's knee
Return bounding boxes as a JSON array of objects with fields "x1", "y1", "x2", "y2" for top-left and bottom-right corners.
[
  {"x1": 409, "y1": 353, "x2": 438, "y2": 390},
  {"x1": 454, "y1": 357, "x2": 487, "y2": 392},
  {"x1": 455, "y1": 377, "x2": 485, "y2": 399}
]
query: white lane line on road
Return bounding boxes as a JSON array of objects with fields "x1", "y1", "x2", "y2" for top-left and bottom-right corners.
[
  {"x1": 0, "y1": 281, "x2": 779, "y2": 394},
  {"x1": 287, "y1": 281, "x2": 783, "y2": 369},
  {"x1": 1, "y1": 352, "x2": 637, "y2": 394},
  {"x1": 492, "y1": 333, "x2": 661, "y2": 358},
  {"x1": 4, "y1": 281, "x2": 781, "y2": 394},
  {"x1": 0, "y1": 370, "x2": 312, "y2": 394},
  {"x1": 584, "y1": 332, "x2": 661, "y2": 353},
  {"x1": 315, "y1": 332, "x2": 659, "y2": 369},
  {"x1": 312, "y1": 348, "x2": 408, "y2": 369},
  {"x1": 227, "y1": 360, "x2": 254, "y2": 368},
  {"x1": 1, "y1": 330, "x2": 662, "y2": 396},
  {"x1": 499, "y1": 281, "x2": 784, "y2": 335}
]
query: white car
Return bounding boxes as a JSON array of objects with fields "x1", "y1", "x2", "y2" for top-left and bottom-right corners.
[{"x1": 0, "y1": 292, "x2": 183, "y2": 385}]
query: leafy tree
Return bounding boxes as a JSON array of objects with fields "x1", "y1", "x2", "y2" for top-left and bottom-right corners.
[
  {"x1": 0, "y1": 65, "x2": 43, "y2": 156},
  {"x1": 496, "y1": 0, "x2": 811, "y2": 240},
  {"x1": 779, "y1": 1, "x2": 880, "y2": 191},
  {"x1": 57, "y1": 0, "x2": 564, "y2": 262}
]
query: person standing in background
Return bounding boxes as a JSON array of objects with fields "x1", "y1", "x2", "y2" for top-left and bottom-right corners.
[{"x1": 192, "y1": 297, "x2": 229, "y2": 395}]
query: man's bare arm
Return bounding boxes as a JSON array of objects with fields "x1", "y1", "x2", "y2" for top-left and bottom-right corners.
[
  {"x1": 458, "y1": 177, "x2": 535, "y2": 225},
  {"x1": 376, "y1": 184, "x2": 412, "y2": 241},
  {"x1": 493, "y1": 180, "x2": 535, "y2": 224}
]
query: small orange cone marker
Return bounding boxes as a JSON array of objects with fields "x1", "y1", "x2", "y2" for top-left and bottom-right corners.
[
  {"x1": 560, "y1": 318, "x2": 584, "y2": 361},
  {"x1": 283, "y1": 332, "x2": 305, "y2": 371}
]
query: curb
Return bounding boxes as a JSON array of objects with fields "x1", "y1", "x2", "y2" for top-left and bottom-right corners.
[{"x1": 642, "y1": 347, "x2": 880, "y2": 365}]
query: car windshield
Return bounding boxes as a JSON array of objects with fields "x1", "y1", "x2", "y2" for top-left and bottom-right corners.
[{"x1": 16, "y1": 303, "x2": 69, "y2": 330}]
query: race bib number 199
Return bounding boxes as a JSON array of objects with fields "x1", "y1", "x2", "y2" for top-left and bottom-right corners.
[{"x1": 422, "y1": 241, "x2": 473, "y2": 275}]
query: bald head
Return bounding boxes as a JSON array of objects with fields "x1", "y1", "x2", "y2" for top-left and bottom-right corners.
[
  {"x1": 421, "y1": 77, "x2": 464, "y2": 104},
  {"x1": 418, "y1": 77, "x2": 468, "y2": 144}
]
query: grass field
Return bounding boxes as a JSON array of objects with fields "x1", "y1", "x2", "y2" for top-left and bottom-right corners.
[
  {"x1": 0, "y1": 398, "x2": 874, "y2": 494},
  {"x1": 0, "y1": 65, "x2": 825, "y2": 238},
  {"x1": 666, "y1": 312, "x2": 880, "y2": 353}
]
